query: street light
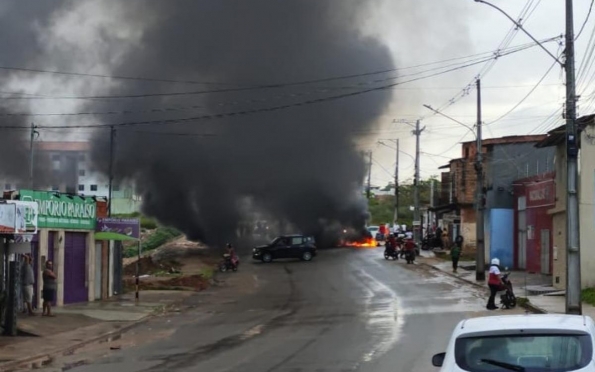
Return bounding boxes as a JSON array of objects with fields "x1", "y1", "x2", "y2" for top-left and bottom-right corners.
[{"x1": 475, "y1": 0, "x2": 581, "y2": 315}]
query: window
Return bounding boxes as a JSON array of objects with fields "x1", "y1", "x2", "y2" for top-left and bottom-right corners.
[
  {"x1": 455, "y1": 333, "x2": 592, "y2": 372},
  {"x1": 79, "y1": 169, "x2": 85, "y2": 176},
  {"x1": 51, "y1": 185, "x2": 59, "y2": 191},
  {"x1": 291, "y1": 237, "x2": 303, "y2": 245},
  {"x1": 78, "y1": 184, "x2": 85, "y2": 191},
  {"x1": 4, "y1": 183, "x2": 11, "y2": 190},
  {"x1": 90, "y1": 185, "x2": 98, "y2": 191}
]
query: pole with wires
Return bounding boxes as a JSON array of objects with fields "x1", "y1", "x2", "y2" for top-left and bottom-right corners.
[
  {"x1": 394, "y1": 139, "x2": 399, "y2": 227},
  {"x1": 475, "y1": 78, "x2": 486, "y2": 281},
  {"x1": 29, "y1": 123, "x2": 38, "y2": 189},
  {"x1": 564, "y1": 0, "x2": 581, "y2": 315},
  {"x1": 413, "y1": 120, "x2": 425, "y2": 247},
  {"x1": 366, "y1": 151, "x2": 372, "y2": 199},
  {"x1": 108, "y1": 126, "x2": 116, "y2": 217}
]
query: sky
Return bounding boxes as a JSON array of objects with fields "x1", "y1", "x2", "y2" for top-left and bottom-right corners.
[
  {"x1": 365, "y1": 0, "x2": 594, "y2": 187},
  {"x1": 0, "y1": 0, "x2": 592, "y2": 189}
]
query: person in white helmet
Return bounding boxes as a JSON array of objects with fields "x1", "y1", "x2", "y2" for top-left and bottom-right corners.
[{"x1": 486, "y1": 258, "x2": 504, "y2": 310}]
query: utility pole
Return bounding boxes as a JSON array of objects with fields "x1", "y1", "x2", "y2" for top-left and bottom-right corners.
[
  {"x1": 413, "y1": 120, "x2": 426, "y2": 246},
  {"x1": 564, "y1": 0, "x2": 581, "y2": 315},
  {"x1": 394, "y1": 139, "x2": 399, "y2": 226},
  {"x1": 366, "y1": 151, "x2": 372, "y2": 199},
  {"x1": 29, "y1": 123, "x2": 38, "y2": 189},
  {"x1": 108, "y1": 126, "x2": 116, "y2": 217},
  {"x1": 475, "y1": 78, "x2": 485, "y2": 282}
]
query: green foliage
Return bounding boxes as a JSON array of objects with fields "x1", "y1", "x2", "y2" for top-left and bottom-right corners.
[
  {"x1": 123, "y1": 226, "x2": 181, "y2": 258},
  {"x1": 582, "y1": 288, "x2": 595, "y2": 306},
  {"x1": 368, "y1": 177, "x2": 440, "y2": 226}
]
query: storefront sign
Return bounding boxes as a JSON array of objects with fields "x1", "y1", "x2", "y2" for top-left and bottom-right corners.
[
  {"x1": 0, "y1": 203, "x2": 16, "y2": 233},
  {"x1": 95, "y1": 218, "x2": 140, "y2": 241},
  {"x1": 526, "y1": 180, "x2": 555, "y2": 208},
  {"x1": 19, "y1": 190, "x2": 96, "y2": 230},
  {"x1": 7, "y1": 201, "x2": 38, "y2": 233}
]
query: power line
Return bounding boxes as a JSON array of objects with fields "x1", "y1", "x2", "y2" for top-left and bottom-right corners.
[
  {"x1": 0, "y1": 44, "x2": 539, "y2": 130},
  {"x1": 485, "y1": 59, "x2": 559, "y2": 126},
  {"x1": 0, "y1": 37, "x2": 561, "y2": 101},
  {"x1": 576, "y1": 0, "x2": 595, "y2": 41}
]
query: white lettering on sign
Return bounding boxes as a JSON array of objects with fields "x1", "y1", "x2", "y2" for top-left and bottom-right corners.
[
  {"x1": 529, "y1": 187, "x2": 549, "y2": 202},
  {"x1": 37, "y1": 199, "x2": 96, "y2": 219}
]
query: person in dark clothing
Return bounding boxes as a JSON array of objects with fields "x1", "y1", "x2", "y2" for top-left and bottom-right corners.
[
  {"x1": 450, "y1": 244, "x2": 461, "y2": 273},
  {"x1": 487, "y1": 258, "x2": 504, "y2": 310},
  {"x1": 42, "y1": 261, "x2": 57, "y2": 317},
  {"x1": 435, "y1": 227, "x2": 443, "y2": 249}
]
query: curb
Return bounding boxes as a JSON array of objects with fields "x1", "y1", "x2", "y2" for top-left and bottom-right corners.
[
  {"x1": 0, "y1": 302, "x2": 174, "y2": 372},
  {"x1": 418, "y1": 260, "x2": 547, "y2": 315}
]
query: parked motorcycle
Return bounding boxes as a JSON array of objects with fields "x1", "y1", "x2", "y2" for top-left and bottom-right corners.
[
  {"x1": 219, "y1": 254, "x2": 238, "y2": 272},
  {"x1": 499, "y1": 271, "x2": 516, "y2": 309},
  {"x1": 421, "y1": 233, "x2": 434, "y2": 251}
]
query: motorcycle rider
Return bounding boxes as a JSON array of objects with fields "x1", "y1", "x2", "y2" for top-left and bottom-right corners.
[
  {"x1": 225, "y1": 243, "x2": 239, "y2": 269},
  {"x1": 385, "y1": 234, "x2": 398, "y2": 259}
]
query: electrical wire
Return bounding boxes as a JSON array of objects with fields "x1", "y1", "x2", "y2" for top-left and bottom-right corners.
[
  {"x1": 0, "y1": 37, "x2": 561, "y2": 101},
  {"x1": 0, "y1": 43, "x2": 542, "y2": 130},
  {"x1": 576, "y1": 0, "x2": 595, "y2": 41},
  {"x1": 485, "y1": 59, "x2": 558, "y2": 126}
]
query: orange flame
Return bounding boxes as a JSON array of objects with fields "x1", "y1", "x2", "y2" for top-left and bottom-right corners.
[{"x1": 345, "y1": 237, "x2": 377, "y2": 248}]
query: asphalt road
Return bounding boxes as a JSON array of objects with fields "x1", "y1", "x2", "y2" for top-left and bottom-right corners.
[{"x1": 41, "y1": 247, "x2": 526, "y2": 372}]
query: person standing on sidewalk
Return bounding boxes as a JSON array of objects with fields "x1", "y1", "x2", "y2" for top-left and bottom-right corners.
[
  {"x1": 486, "y1": 258, "x2": 504, "y2": 310},
  {"x1": 21, "y1": 254, "x2": 35, "y2": 315},
  {"x1": 450, "y1": 242, "x2": 461, "y2": 273},
  {"x1": 42, "y1": 261, "x2": 56, "y2": 317}
]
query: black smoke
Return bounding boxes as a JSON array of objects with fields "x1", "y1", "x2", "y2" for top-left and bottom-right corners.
[
  {"x1": 97, "y1": 1, "x2": 395, "y2": 246},
  {"x1": 0, "y1": 1, "x2": 397, "y2": 246}
]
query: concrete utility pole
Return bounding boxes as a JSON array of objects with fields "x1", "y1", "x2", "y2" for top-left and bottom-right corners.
[
  {"x1": 564, "y1": 0, "x2": 581, "y2": 315},
  {"x1": 413, "y1": 120, "x2": 426, "y2": 246},
  {"x1": 28, "y1": 123, "x2": 38, "y2": 189},
  {"x1": 366, "y1": 151, "x2": 372, "y2": 199},
  {"x1": 394, "y1": 139, "x2": 399, "y2": 226},
  {"x1": 108, "y1": 126, "x2": 116, "y2": 217},
  {"x1": 475, "y1": 78, "x2": 485, "y2": 282},
  {"x1": 474, "y1": 0, "x2": 579, "y2": 312}
]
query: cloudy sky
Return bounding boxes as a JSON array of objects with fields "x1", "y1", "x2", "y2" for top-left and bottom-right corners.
[
  {"x1": 0, "y1": 0, "x2": 591, "y2": 188},
  {"x1": 366, "y1": 0, "x2": 593, "y2": 187}
]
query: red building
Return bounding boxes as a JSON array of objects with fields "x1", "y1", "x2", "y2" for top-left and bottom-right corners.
[{"x1": 513, "y1": 172, "x2": 555, "y2": 274}]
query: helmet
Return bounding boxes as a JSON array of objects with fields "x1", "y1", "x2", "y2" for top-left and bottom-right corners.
[{"x1": 491, "y1": 258, "x2": 500, "y2": 266}]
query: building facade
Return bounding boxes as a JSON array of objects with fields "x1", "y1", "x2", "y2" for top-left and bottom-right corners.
[{"x1": 536, "y1": 115, "x2": 595, "y2": 289}]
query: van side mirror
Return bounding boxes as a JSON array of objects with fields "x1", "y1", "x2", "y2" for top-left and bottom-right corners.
[{"x1": 432, "y1": 352, "x2": 446, "y2": 367}]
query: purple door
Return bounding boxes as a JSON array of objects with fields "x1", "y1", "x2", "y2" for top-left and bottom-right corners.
[{"x1": 63, "y1": 232, "x2": 87, "y2": 304}]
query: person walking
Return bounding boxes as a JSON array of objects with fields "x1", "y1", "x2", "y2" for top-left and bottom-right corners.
[
  {"x1": 21, "y1": 254, "x2": 35, "y2": 315},
  {"x1": 486, "y1": 258, "x2": 504, "y2": 310},
  {"x1": 450, "y1": 243, "x2": 461, "y2": 273},
  {"x1": 42, "y1": 261, "x2": 56, "y2": 317}
]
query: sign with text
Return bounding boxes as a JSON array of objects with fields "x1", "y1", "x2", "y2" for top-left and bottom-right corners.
[
  {"x1": 7, "y1": 200, "x2": 38, "y2": 233},
  {"x1": 526, "y1": 179, "x2": 555, "y2": 208},
  {"x1": 19, "y1": 190, "x2": 96, "y2": 230},
  {"x1": 95, "y1": 218, "x2": 140, "y2": 241},
  {"x1": 0, "y1": 203, "x2": 16, "y2": 233}
]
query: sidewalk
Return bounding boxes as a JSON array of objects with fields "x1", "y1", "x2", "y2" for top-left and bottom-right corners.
[
  {"x1": 418, "y1": 251, "x2": 553, "y2": 313},
  {"x1": 0, "y1": 290, "x2": 194, "y2": 371}
]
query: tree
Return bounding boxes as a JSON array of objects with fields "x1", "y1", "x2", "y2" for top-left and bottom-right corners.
[{"x1": 368, "y1": 176, "x2": 440, "y2": 226}]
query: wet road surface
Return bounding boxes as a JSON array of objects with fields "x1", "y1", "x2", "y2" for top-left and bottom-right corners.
[{"x1": 40, "y1": 247, "x2": 526, "y2": 372}]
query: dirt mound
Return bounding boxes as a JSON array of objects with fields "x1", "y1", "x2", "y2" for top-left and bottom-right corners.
[
  {"x1": 124, "y1": 274, "x2": 209, "y2": 292},
  {"x1": 123, "y1": 256, "x2": 181, "y2": 276}
]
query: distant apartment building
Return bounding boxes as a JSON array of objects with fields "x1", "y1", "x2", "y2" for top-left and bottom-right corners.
[{"x1": 2, "y1": 141, "x2": 141, "y2": 214}]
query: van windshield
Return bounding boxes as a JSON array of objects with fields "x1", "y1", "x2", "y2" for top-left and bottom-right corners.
[{"x1": 455, "y1": 333, "x2": 592, "y2": 372}]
